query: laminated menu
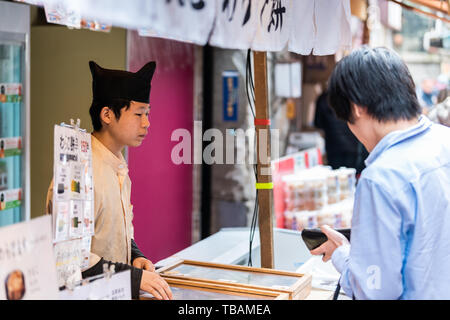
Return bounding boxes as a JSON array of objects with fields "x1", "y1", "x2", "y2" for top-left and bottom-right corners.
[
  {"x1": 53, "y1": 124, "x2": 94, "y2": 242},
  {"x1": 52, "y1": 123, "x2": 95, "y2": 288}
]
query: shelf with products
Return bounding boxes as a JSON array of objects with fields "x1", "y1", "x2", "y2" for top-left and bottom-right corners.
[
  {"x1": 282, "y1": 166, "x2": 356, "y2": 230},
  {"x1": 0, "y1": 187, "x2": 22, "y2": 211},
  {"x1": 0, "y1": 136, "x2": 23, "y2": 158},
  {"x1": 0, "y1": 22, "x2": 29, "y2": 227}
]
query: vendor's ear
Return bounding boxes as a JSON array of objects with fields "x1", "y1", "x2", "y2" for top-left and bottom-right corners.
[{"x1": 99, "y1": 106, "x2": 114, "y2": 125}]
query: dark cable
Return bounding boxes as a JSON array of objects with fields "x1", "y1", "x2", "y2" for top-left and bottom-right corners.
[
  {"x1": 246, "y1": 49, "x2": 256, "y2": 118},
  {"x1": 246, "y1": 48, "x2": 259, "y2": 267}
]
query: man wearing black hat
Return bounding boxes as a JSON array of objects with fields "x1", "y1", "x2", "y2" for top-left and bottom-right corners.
[{"x1": 47, "y1": 61, "x2": 172, "y2": 300}]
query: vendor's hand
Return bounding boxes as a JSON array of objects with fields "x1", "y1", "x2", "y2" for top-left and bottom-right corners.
[
  {"x1": 310, "y1": 225, "x2": 350, "y2": 262},
  {"x1": 133, "y1": 257, "x2": 155, "y2": 272},
  {"x1": 140, "y1": 270, "x2": 173, "y2": 300}
]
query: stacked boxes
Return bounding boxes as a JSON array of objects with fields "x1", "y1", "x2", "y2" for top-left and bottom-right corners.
[{"x1": 283, "y1": 166, "x2": 356, "y2": 230}]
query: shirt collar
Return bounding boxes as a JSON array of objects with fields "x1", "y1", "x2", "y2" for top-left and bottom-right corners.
[
  {"x1": 365, "y1": 115, "x2": 432, "y2": 166},
  {"x1": 91, "y1": 134, "x2": 129, "y2": 176}
]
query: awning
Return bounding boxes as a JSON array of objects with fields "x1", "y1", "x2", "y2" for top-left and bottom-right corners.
[
  {"x1": 388, "y1": 0, "x2": 450, "y2": 22},
  {"x1": 15, "y1": 0, "x2": 353, "y2": 56},
  {"x1": 408, "y1": 0, "x2": 449, "y2": 15}
]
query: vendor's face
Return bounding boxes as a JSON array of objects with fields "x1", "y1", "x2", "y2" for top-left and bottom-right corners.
[{"x1": 110, "y1": 101, "x2": 150, "y2": 147}]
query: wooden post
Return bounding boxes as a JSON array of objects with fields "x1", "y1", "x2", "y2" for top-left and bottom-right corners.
[{"x1": 253, "y1": 51, "x2": 274, "y2": 269}]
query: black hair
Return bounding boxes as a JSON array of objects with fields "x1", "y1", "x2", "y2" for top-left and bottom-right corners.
[
  {"x1": 327, "y1": 46, "x2": 421, "y2": 123},
  {"x1": 89, "y1": 98, "x2": 131, "y2": 132}
]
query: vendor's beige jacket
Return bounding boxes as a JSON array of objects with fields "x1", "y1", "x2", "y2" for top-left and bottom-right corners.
[{"x1": 46, "y1": 135, "x2": 134, "y2": 269}]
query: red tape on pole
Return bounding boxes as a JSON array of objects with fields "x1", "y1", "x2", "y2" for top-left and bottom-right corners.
[{"x1": 254, "y1": 118, "x2": 271, "y2": 126}]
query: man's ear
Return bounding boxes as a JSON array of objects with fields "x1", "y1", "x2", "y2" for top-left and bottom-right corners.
[
  {"x1": 351, "y1": 103, "x2": 366, "y2": 119},
  {"x1": 99, "y1": 106, "x2": 113, "y2": 126}
]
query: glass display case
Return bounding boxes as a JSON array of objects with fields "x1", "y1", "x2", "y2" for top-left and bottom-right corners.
[
  {"x1": 0, "y1": 1, "x2": 30, "y2": 227},
  {"x1": 157, "y1": 259, "x2": 312, "y2": 300}
]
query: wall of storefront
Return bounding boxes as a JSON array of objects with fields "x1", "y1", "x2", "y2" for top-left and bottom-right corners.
[
  {"x1": 30, "y1": 25, "x2": 126, "y2": 218},
  {"x1": 208, "y1": 48, "x2": 256, "y2": 235},
  {"x1": 127, "y1": 31, "x2": 194, "y2": 262}
]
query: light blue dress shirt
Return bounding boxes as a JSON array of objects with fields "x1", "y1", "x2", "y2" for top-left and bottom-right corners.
[{"x1": 332, "y1": 116, "x2": 450, "y2": 299}]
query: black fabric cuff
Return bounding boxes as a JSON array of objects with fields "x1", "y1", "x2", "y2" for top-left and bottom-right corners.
[
  {"x1": 81, "y1": 257, "x2": 143, "y2": 300},
  {"x1": 131, "y1": 238, "x2": 148, "y2": 263}
]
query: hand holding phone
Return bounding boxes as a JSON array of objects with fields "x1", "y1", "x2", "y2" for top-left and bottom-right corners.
[{"x1": 301, "y1": 228, "x2": 351, "y2": 251}]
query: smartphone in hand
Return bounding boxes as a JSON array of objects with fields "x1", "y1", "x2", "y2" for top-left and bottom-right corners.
[{"x1": 301, "y1": 228, "x2": 351, "y2": 251}]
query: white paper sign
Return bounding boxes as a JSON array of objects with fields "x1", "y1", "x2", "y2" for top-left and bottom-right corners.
[
  {"x1": 252, "y1": 0, "x2": 292, "y2": 52},
  {"x1": 150, "y1": 0, "x2": 216, "y2": 45},
  {"x1": 0, "y1": 215, "x2": 59, "y2": 300},
  {"x1": 209, "y1": 0, "x2": 258, "y2": 50},
  {"x1": 24, "y1": 0, "x2": 352, "y2": 56},
  {"x1": 58, "y1": 270, "x2": 131, "y2": 300},
  {"x1": 287, "y1": 0, "x2": 315, "y2": 55},
  {"x1": 289, "y1": 0, "x2": 352, "y2": 56},
  {"x1": 313, "y1": 0, "x2": 351, "y2": 55},
  {"x1": 274, "y1": 62, "x2": 302, "y2": 98}
]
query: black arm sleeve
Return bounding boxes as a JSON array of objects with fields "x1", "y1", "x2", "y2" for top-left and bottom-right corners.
[
  {"x1": 131, "y1": 238, "x2": 148, "y2": 262},
  {"x1": 81, "y1": 258, "x2": 143, "y2": 300}
]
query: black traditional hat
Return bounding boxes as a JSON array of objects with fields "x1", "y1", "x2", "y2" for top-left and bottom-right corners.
[{"x1": 89, "y1": 61, "x2": 156, "y2": 104}]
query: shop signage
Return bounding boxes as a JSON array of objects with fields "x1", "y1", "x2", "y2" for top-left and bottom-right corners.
[
  {"x1": 53, "y1": 124, "x2": 94, "y2": 242},
  {"x1": 209, "y1": 0, "x2": 258, "y2": 50},
  {"x1": 0, "y1": 215, "x2": 59, "y2": 300},
  {"x1": 252, "y1": 0, "x2": 292, "y2": 52},
  {"x1": 52, "y1": 122, "x2": 94, "y2": 289},
  {"x1": 222, "y1": 71, "x2": 239, "y2": 122},
  {"x1": 17, "y1": 0, "x2": 351, "y2": 54}
]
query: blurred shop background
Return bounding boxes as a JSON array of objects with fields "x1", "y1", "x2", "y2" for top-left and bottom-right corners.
[{"x1": 0, "y1": 0, "x2": 448, "y2": 267}]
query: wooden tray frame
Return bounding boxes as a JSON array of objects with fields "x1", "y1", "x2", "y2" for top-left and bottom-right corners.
[
  {"x1": 140, "y1": 277, "x2": 289, "y2": 300},
  {"x1": 156, "y1": 259, "x2": 312, "y2": 300}
]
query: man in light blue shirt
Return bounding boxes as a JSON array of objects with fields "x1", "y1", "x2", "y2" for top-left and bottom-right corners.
[{"x1": 310, "y1": 46, "x2": 450, "y2": 299}]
